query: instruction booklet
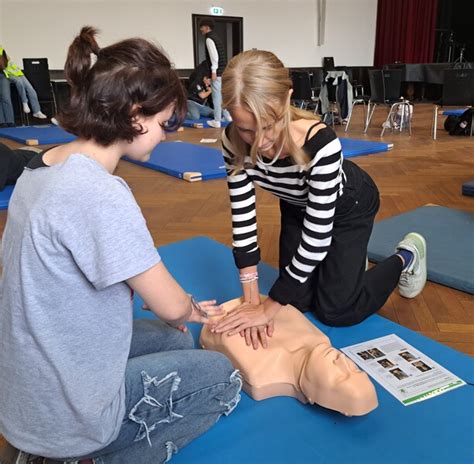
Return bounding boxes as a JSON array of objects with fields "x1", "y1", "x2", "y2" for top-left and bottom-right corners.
[{"x1": 341, "y1": 334, "x2": 465, "y2": 406}]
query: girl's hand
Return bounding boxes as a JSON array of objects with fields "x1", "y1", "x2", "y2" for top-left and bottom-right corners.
[
  {"x1": 211, "y1": 302, "x2": 273, "y2": 335},
  {"x1": 142, "y1": 299, "x2": 224, "y2": 327},
  {"x1": 241, "y1": 319, "x2": 275, "y2": 349},
  {"x1": 187, "y1": 299, "x2": 225, "y2": 324}
]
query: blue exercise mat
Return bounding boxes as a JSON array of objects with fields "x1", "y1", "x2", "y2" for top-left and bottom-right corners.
[
  {"x1": 443, "y1": 108, "x2": 469, "y2": 116},
  {"x1": 123, "y1": 141, "x2": 226, "y2": 181},
  {"x1": 182, "y1": 117, "x2": 230, "y2": 129},
  {"x1": 0, "y1": 185, "x2": 14, "y2": 210},
  {"x1": 133, "y1": 236, "x2": 473, "y2": 464},
  {"x1": 341, "y1": 138, "x2": 393, "y2": 158},
  {"x1": 368, "y1": 206, "x2": 474, "y2": 294},
  {"x1": 0, "y1": 124, "x2": 76, "y2": 145}
]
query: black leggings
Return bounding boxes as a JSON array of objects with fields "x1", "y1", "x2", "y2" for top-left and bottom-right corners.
[{"x1": 279, "y1": 160, "x2": 403, "y2": 327}]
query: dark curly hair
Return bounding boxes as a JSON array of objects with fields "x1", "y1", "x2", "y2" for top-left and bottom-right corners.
[{"x1": 58, "y1": 26, "x2": 186, "y2": 146}]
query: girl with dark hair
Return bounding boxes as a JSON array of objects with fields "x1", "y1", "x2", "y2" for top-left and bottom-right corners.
[
  {"x1": 186, "y1": 60, "x2": 232, "y2": 123},
  {"x1": 0, "y1": 27, "x2": 241, "y2": 464}
]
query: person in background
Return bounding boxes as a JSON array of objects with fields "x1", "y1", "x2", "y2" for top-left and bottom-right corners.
[
  {"x1": 0, "y1": 46, "x2": 47, "y2": 119},
  {"x1": 186, "y1": 60, "x2": 231, "y2": 122},
  {"x1": 199, "y1": 18, "x2": 227, "y2": 128}
]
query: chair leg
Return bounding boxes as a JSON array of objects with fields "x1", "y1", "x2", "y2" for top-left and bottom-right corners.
[
  {"x1": 344, "y1": 105, "x2": 353, "y2": 132},
  {"x1": 399, "y1": 103, "x2": 405, "y2": 132},
  {"x1": 313, "y1": 100, "x2": 320, "y2": 116},
  {"x1": 432, "y1": 105, "x2": 439, "y2": 140},
  {"x1": 362, "y1": 101, "x2": 367, "y2": 131},
  {"x1": 49, "y1": 82, "x2": 59, "y2": 116},
  {"x1": 381, "y1": 103, "x2": 397, "y2": 137},
  {"x1": 407, "y1": 103, "x2": 412, "y2": 136},
  {"x1": 364, "y1": 102, "x2": 376, "y2": 133}
]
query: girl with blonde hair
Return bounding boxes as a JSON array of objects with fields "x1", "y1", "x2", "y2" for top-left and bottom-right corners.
[{"x1": 213, "y1": 50, "x2": 427, "y2": 349}]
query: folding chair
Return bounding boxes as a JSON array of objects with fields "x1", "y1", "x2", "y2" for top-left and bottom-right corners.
[
  {"x1": 291, "y1": 71, "x2": 319, "y2": 114},
  {"x1": 431, "y1": 68, "x2": 474, "y2": 140},
  {"x1": 22, "y1": 58, "x2": 58, "y2": 118},
  {"x1": 364, "y1": 69, "x2": 412, "y2": 136}
]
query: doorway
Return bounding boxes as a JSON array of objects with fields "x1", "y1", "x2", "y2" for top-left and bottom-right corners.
[{"x1": 192, "y1": 14, "x2": 243, "y2": 69}]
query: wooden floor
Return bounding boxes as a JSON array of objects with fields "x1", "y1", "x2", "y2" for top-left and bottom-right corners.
[{"x1": 0, "y1": 103, "x2": 473, "y2": 357}]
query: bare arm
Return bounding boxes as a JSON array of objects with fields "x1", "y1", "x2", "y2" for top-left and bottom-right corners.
[
  {"x1": 240, "y1": 265, "x2": 261, "y2": 305},
  {"x1": 127, "y1": 261, "x2": 191, "y2": 327},
  {"x1": 198, "y1": 87, "x2": 212, "y2": 100}
]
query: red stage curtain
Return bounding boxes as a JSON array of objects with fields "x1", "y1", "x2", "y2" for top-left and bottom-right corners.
[{"x1": 374, "y1": 0, "x2": 438, "y2": 67}]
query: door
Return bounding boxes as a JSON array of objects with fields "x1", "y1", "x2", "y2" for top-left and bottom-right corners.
[{"x1": 192, "y1": 14, "x2": 243, "y2": 68}]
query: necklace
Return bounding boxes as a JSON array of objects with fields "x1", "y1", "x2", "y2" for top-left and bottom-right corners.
[{"x1": 256, "y1": 142, "x2": 284, "y2": 166}]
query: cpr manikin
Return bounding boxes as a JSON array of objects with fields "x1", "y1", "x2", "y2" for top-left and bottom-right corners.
[{"x1": 200, "y1": 298, "x2": 378, "y2": 416}]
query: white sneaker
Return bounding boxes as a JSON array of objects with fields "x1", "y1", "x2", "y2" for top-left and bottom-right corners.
[
  {"x1": 22, "y1": 102, "x2": 31, "y2": 114},
  {"x1": 223, "y1": 109, "x2": 233, "y2": 122},
  {"x1": 51, "y1": 117, "x2": 59, "y2": 126},
  {"x1": 396, "y1": 232, "x2": 427, "y2": 298},
  {"x1": 206, "y1": 119, "x2": 221, "y2": 128},
  {"x1": 33, "y1": 111, "x2": 48, "y2": 119}
]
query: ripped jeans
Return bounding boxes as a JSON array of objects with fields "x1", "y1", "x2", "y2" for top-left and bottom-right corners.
[{"x1": 80, "y1": 319, "x2": 242, "y2": 464}]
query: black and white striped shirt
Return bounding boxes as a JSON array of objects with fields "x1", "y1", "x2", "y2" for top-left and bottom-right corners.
[{"x1": 222, "y1": 122, "x2": 347, "y2": 305}]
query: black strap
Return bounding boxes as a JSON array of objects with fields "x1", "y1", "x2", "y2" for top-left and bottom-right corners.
[{"x1": 304, "y1": 121, "x2": 325, "y2": 144}]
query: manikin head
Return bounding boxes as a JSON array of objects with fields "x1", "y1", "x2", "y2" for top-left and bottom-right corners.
[{"x1": 299, "y1": 343, "x2": 378, "y2": 416}]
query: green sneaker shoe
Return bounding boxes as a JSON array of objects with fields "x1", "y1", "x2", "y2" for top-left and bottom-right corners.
[{"x1": 396, "y1": 232, "x2": 427, "y2": 298}]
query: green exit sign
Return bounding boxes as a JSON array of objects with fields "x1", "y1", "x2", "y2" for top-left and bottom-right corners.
[{"x1": 210, "y1": 6, "x2": 224, "y2": 15}]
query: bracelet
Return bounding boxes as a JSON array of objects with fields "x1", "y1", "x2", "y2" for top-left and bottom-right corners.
[
  {"x1": 239, "y1": 272, "x2": 259, "y2": 283},
  {"x1": 189, "y1": 294, "x2": 208, "y2": 318}
]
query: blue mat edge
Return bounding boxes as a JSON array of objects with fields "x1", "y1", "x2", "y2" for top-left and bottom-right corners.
[
  {"x1": 122, "y1": 142, "x2": 227, "y2": 181},
  {"x1": 183, "y1": 117, "x2": 230, "y2": 128},
  {"x1": 0, "y1": 185, "x2": 14, "y2": 210},
  {"x1": 0, "y1": 125, "x2": 76, "y2": 145},
  {"x1": 341, "y1": 138, "x2": 393, "y2": 159}
]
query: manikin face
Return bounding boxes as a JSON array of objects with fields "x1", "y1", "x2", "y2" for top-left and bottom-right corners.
[
  {"x1": 300, "y1": 343, "x2": 377, "y2": 416},
  {"x1": 125, "y1": 104, "x2": 174, "y2": 162},
  {"x1": 231, "y1": 106, "x2": 284, "y2": 156}
]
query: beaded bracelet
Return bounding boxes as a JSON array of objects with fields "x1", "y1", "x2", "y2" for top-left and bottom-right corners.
[{"x1": 239, "y1": 272, "x2": 259, "y2": 283}]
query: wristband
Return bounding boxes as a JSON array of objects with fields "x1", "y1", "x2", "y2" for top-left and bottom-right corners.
[
  {"x1": 189, "y1": 295, "x2": 208, "y2": 318},
  {"x1": 240, "y1": 272, "x2": 259, "y2": 283}
]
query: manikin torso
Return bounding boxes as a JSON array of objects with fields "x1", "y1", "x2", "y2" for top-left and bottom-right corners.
[{"x1": 200, "y1": 298, "x2": 378, "y2": 416}]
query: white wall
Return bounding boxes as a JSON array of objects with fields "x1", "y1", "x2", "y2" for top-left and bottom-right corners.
[
  {"x1": 1, "y1": 0, "x2": 377, "y2": 69},
  {"x1": 0, "y1": 0, "x2": 3, "y2": 44}
]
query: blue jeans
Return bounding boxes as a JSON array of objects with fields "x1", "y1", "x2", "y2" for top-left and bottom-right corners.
[
  {"x1": 186, "y1": 100, "x2": 214, "y2": 120},
  {"x1": 10, "y1": 76, "x2": 41, "y2": 114},
  {"x1": 0, "y1": 74, "x2": 14, "y2": 124},
  {"x1": 76, "y1": 319, "x2": 242, "y2": 464},
  {"x1": 210, "y1": 77, "x2": 222, "y2": 122}
]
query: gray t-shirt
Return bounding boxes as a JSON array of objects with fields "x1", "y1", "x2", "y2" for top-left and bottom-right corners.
[{"x1": 0, "y1": 154, "x2": 161, "y2": 457}]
